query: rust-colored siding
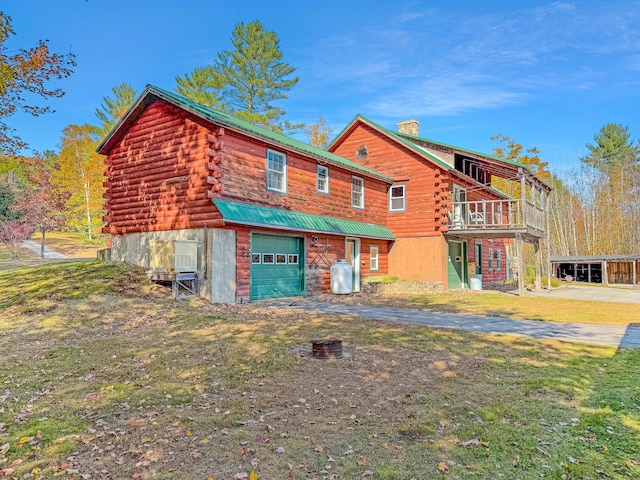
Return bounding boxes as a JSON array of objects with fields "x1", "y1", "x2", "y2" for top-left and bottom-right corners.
[
  {"x1": 217, "y1": 132, "x2": 388, "y2": 223},
  {"x1": 330, "y1": 123, "x2": 449, "y2": 237},
  {"x1": 103, "y1": 101, "x2": 223, "y2": 234}
]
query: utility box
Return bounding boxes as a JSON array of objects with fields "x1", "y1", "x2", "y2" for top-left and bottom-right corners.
[{"x1": 149, "y1": 240, "x2": 198, "y2": 272}]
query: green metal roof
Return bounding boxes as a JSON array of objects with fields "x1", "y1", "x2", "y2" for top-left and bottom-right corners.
[
  {"x1": 326, "y1": 113, "x2": 528, "y2": 171},
  {"x1": 98, "y1": 85, "x2": 393, "y2": 184},
  {"x1": 213, "y1": 199, "x2": 395, "y2": 240}
]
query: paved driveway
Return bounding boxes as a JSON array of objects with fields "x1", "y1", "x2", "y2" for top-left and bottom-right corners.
[
  {"x1": 263, "y1": 299, "x2": 640, "y2": 348},
  {"x1": 524, "y1": 285, "x2": 640, "y2": 304}
]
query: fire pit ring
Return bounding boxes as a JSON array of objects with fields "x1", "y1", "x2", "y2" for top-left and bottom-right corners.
[{"x1": 311, "y1": 339, "x2": 343, "y2": 359}]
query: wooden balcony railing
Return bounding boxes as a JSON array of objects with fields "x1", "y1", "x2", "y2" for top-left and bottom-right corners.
[{"x1": 449, "y1": 199, "x2": 545, "y2": 233}]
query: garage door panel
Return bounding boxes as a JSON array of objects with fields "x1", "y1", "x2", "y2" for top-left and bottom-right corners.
[{"x1": 251, "y1": 234, "x2": 303, "y2": 300}]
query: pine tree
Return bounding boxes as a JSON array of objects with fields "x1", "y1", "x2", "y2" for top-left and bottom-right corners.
[
  {"x1": 95, "y1": 83, "x2": 137, "y2": 138},
  {"x1": 175, "y1": 21, "x2": 301, "y2": 134}
]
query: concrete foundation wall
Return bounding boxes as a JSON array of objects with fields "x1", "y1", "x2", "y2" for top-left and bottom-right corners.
[
  {"x1": 388, "y1": 236, "x2": 448, "y2": 284},
  {"x1": 209, "y1": 229, "x2": 236, "y2": 303},
  {"x1": 111, "y1": 227, "x2": 237, "y2": 304}
]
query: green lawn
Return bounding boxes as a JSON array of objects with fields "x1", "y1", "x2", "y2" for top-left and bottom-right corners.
[
  {"x1": 0, "y1": 262, "x2": 638, "y2": 479},
  {"x1": 389, "y1": 291, "x2": 638, "y2": 326}
]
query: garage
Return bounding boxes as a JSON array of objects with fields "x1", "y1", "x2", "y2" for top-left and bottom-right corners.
[{"x1": 250, "y1": 233, "x2": 304, "y2": 300}]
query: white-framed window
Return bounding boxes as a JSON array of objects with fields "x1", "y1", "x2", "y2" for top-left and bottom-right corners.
[
  {"x1": 316, "y1": 165, "x2": 329, "y2": 194},
  {"x1": 266, "y1": 149, "x2": 287, "y2": 193},
  {"x1": 251, "y1": 253, "x2": 261, "y2": 264},
  {"x1": 370, "y1": 245, "x2": 379, "y2": 272},
  {"x1": 389, "y1": 184, "x2": 406, "y2": 212},
  {"x1": 496, "y1": 249, "x2": 501, "y2": 272},
  {"x1": 488, "y1": 247, "x2": 493, "y2": 272},
  {"x1": 351, "y1": 176, "x2": 364, "y2": 209},
  {"x1": 262, "y1": 253, "x2": 275, "y2": 264}
]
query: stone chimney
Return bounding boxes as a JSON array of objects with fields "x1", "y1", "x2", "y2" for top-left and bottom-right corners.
[{"x1": 397, "y1": 119, "x2": 420, "y2": 137}]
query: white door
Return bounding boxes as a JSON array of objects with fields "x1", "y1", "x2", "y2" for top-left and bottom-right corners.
[{"x1": 345, "y1": 238, "x2": 360, "y2": 292}]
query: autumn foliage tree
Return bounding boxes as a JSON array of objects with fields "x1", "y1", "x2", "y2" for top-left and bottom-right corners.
[
  {"x1": 0, "y1": 11, "x2": 76, "y2": 154},
  {"x1": 304, "y1": 116, "x2": 333, "y2": 149},
  {"x1": 16, "y1": 155, "x2": 68, "y2": 257},
  {"x1": 55, "y1": 125, "x2": 105, "y2": 240}
]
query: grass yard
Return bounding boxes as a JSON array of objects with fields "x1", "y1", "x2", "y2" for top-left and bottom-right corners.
[
  {"x1": 0, "y1": 262, "x2": 639, "y2": 479},
  {"x1": 30, "y1": 231, "x2": 108, "y2": 259},
  {"x1": 370, "y1": 290, "x2": 639, "y2": 327}
]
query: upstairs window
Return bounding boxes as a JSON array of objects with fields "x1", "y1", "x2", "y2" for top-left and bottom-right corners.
[
  {"x1": 316, "y1": 165, "x2": 329, "y2": 194},
  {"x1": 389, "y1": 184, "x2": 406, "y2": 212},
  {"x1": 351, "y1": 176, "x2": 364, "y2": 209},
  {"x1": 266, "y1": 149, "x2": 287, "y2": 193}
]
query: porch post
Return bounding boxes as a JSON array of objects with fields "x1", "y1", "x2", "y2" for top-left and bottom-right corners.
[
  {"x1": 603, "y1": 260, "x2": 609, "y2": 285},
  {"x1": 520, "y1": 171, "x2": 527, "y2": 228},
  {"x1": 633, "y1": 259, "x2": 637, "y2": 286},
  {"x1": 516, "y1": 233, "x2": 525, "y2": 296},
  {"x1": 546, "y1": 191, "x2": 551, "y2": 291},
  {"x1": 535, "y1": 238, "x2": 542, "y2": 291}
]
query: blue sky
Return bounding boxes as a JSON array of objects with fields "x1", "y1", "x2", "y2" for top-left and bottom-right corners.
[{"x1": 5, "y1": 0, "x2": 640, "y2": 174}]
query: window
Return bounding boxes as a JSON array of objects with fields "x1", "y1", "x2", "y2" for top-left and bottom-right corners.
[
  {"x1": 266, "y1": 149, "x2": 287, "y2": 193},
  {"x1": 276, "y1": 254, "x2": 287, "y2": 264},
  {"x1": 488, "y1": 247, "x2": 493, "y2": 272},
  {"x1": 288, "y1": 254, "x2": 299, "y2": 265},
  {"x1": 370, "y1": 245, "x2": 379, "y2": 272},
  {"x1": 262, "y1": 253, "x2": 274, "y2": 264},
  {"x1": 351, "y1": 176, "x2": 364, "y2": 209},
  {"x1": 496, "y1": 249, "x2": 501, "y2": 272},
  {"x1": 316, "y1": 165, "x2": 329, "y2": 194},
  {"x1": 389, "y1": 184, "x2": 406, "y2": 212},
  {"x1": 251, "y1": 253, "x2": 261, "y2": 264}
]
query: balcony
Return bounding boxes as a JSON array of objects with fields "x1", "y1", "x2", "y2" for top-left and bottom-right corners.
[{"x1": 448, "y1": 198, "x2": 545, "y2": 239}]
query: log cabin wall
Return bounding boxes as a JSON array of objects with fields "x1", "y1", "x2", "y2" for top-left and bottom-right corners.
[
  {"x1": 103, "y1": 101, "x2": 224, "y2": 235},
  {"x1": 329, "y1": 123, "x2": 449, "y2": 237},
  {"x1": 468, "y1": 238, "x2": 509, "y2": 285},
  {"x1": 217, "y1": 132, "x2": 389, "y2": 223}
]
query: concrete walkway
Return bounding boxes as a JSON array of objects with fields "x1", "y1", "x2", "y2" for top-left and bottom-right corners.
[
  {"x1": 263, "y1": 299, "x2": 640, "y2": 348},
  {"x1": 21, "y1": 239, "x2": 67, "y2": 259},
  {"x1": 524, "y1": 285, "x2": 640, "y2": 304}
]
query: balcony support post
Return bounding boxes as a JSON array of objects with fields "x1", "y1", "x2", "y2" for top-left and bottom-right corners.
[
  {"x1": 535, "y1": 238, "x2": 542, "y2": 291},
  {"x1": 516, "y1": 233, "x2": 525, "y2": 297}
]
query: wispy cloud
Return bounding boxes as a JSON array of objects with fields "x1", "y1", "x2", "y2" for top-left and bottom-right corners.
[{"x1": 296, "y1": 1, "x2": 640, "y2": 119}]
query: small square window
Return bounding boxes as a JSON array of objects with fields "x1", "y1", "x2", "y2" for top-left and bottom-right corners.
[
  {"x1": 389, "y1": 184, "x2": 406, "y2": 212},
  {"x1": 288, "y1": 254, "x2": 299, "y2": 264},
  {"x1": 262, "y1": 253, "x2": 274, "y2": 264},
  {"x1": 276, "y1": 254, "x2": 287, "y2": 264},
  {"x1": 251, "y1": 253, "x2": 261, "y2": 264},
  {"x1": 316, "y1": 165, "x2": 329, "y2": 194},
  {"x1": 370, "y1": 245, "x2": 379, "y2": 272},
  {"x1": 351, "y1": 176, "x2": 364, "y2": 209}
]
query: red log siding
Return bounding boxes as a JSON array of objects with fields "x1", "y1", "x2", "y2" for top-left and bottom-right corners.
[
  {"x1": 233, "y1": 226, "x2": 390, "y2": 301},
  {"x1": 216, "y1": 132, "x2": 389, "y2": 223},
  {"x1": 468, "y1": 238, "x2": 509, "y2": 285},
  {"x1": 103, "y1": 101, "x2": 223, "y2": 234},
  {"x1": 330, "y1": 123, "x2": 448, "y2": 237}
]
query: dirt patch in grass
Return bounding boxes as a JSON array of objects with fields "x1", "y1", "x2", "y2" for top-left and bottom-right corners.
[{"x1": 0, "y1": 262, "x2": 639, "y2": 479}]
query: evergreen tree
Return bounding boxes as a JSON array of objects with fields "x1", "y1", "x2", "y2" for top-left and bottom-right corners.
[
  {"x1": 175, "y1": 21, "x2": 301, "y2": 134},
  {"x1": 95, "y1": 83, "x2": 137, "y2": 138},
  {"x1": 580, "y1": 123, "x2": 640, "y2": 174},
  {"x1": 175, "y1": 66, "x2": 222, "y2": 108}
]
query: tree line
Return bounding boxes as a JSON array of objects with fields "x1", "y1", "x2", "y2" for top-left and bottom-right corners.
[{"x1": 0, "y1": 10, "x2": 637, "y2": 264}]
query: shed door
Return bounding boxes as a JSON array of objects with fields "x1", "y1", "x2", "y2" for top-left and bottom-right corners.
[{"x1": 250, "y1": 233, "x2": 303, "y2": 300}]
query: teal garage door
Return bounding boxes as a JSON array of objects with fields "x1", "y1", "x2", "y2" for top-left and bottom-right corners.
[{"x1": 250, "y1": 234, "x2": 304, "y2": 300}]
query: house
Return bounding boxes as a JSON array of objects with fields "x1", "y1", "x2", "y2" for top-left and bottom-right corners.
[
  {"x1": 99, "y1": 86, "x2": 551, "y2": 303},
  {"x1": 97, "y1": 85, "x2": 395, "y2": 303},
  {"x1": 327, "y1": 116, "x2": 551, "y2": 293}
]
